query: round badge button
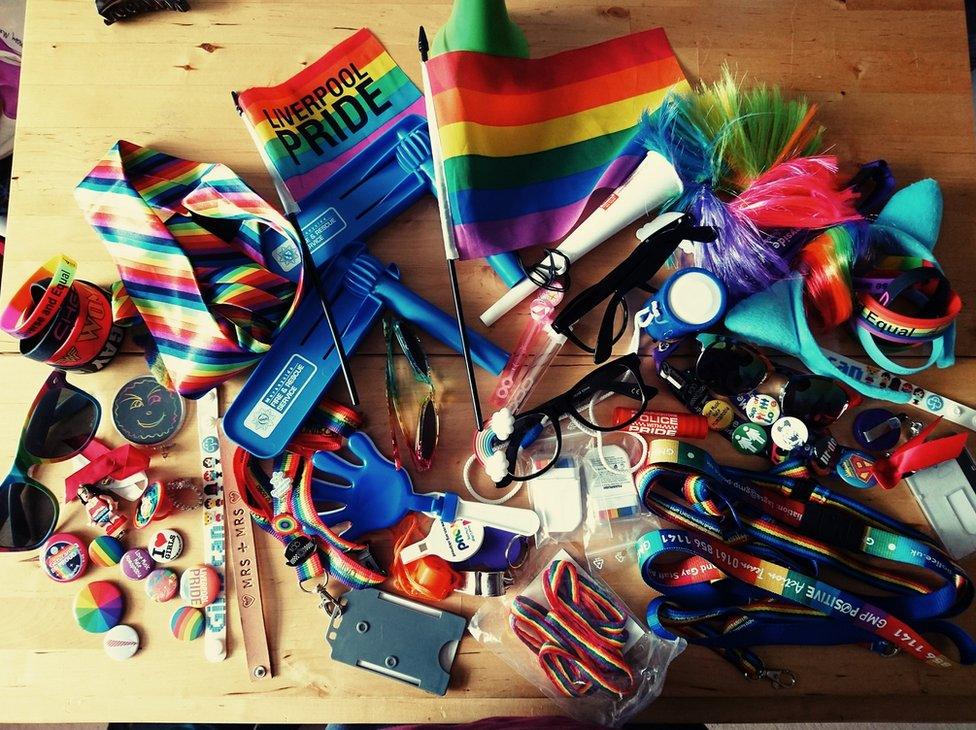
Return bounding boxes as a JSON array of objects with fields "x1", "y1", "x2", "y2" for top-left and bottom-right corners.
[
  {"x1": 180, "y1": 565, "x2": 221, "y2": 608},
  {"x1": 103, "y1": 624, "x2": 140, "y2": 661},
  {"x1": 74, "y1": 581, "x2": 124, "y2": 633},
  {"x1": 112, "y1": 376, "x2": 186, "y2": 448},
  {"x1": 145, "y1": 568, "x2": 179, "y2": 603},
  {"x1": 702, "y1": 399, "x2": 734, "y2": 430},
  {"x1": 770, "y1": 416, "x2": 810, "y2": 452},
  {"x1": 852, "y1": 408, "x2": 902, "y2": 452},
  {"x1": 133, "y1": 481, "x2": 173, "y2": 529},
  {"x1": 732, "y1": 422, "x2": 769, "y2": 455},
  {"x1": 120, "y1": 548, "x2": 156, "y2": 581},
  {"x1": 745, "y1": 394, "x2": 780, "y2": 426},
  {"x1": 147, "y1": 528, "x2": 184, "y2": 564},
  {"x1": 88, "y1": 535, "x2": 125, "y2": 568},
  {"x1": 41, "y1": 533, "x2": 89, "y2": 583},
  {"x1": 171, "y1": 605, "x2": 205, "y2": 641}
]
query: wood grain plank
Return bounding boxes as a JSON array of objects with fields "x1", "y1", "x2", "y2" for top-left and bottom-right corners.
[{"x1": 2, "y1": 0, "x2": 975, "y2": 722}]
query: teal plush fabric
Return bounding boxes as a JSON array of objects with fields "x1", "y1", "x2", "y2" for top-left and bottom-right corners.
[{"x1": 724, "y1": 179, "x2": 954, "y2": 402}]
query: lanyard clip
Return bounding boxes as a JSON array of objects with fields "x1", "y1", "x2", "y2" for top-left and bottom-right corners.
[
  {"x1": 752, "y1": 667, "x2": 796, "y2": 689},
  {"x1": 348, "y1": 543, "x2": 385, "y2": 577},
  {"x1": 314, "y1": 583, "x2": 343, "y2": 620}
]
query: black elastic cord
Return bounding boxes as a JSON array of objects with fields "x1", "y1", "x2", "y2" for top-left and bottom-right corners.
[
  {"x1": 527, "y1": 249, "x2": 571, "y2": 292},
  {"x1": 552, "y1": 215, "x2": 716, "y2": 362}
]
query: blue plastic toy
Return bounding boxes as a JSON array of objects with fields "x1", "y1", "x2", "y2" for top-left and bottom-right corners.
[
  {"x1": 268, "y1": 115, "x2": 524, "y2": 286},
  {"x1": 312, "y1": 432, "x2": 540, "y2": 541},
  {"x1": 223, "y1": 244, "x2": 508, "y2": 457},
  {"x1": 224, "y1": 117, "x2": 513, "y2": 458}
]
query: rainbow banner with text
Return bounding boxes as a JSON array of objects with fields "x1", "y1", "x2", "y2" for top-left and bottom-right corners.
[
  {"x1": 236, "y1": 29, "x2": 424, "y2": 205},
  {"x1": 425, "y1": 27, "x2": 688, "y2": 260}
]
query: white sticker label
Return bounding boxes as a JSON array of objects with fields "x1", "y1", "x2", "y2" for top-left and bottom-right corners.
[
  {"x1": 400, "y1": 519, "x2": 485, "y2": 565},
  {"x1": 271, "y1": 240, "x2": 301, "y2": 272},
  {"x1": 244, "y1": 354, "x2": 317, "y2": 438},
  {"x1": 305, "y1": 206, "x2": 347, "y2": 253}
]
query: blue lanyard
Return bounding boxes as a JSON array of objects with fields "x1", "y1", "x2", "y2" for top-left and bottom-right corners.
[{"x1": 635, "y1": 439, "x2": 975, "y2": 678}]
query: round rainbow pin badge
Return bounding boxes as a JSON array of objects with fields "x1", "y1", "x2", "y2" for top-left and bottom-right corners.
[
  {"x1": 73, "y1": 581, "x2": 124, "y2": 633},
  {"x1": 170, "y1": 605, "x2": 205, "y2": 641}
]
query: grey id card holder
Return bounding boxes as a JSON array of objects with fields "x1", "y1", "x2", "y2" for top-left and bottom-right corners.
[{"x1": 325, "y1": 588, "x2": 466, "y2": 695}]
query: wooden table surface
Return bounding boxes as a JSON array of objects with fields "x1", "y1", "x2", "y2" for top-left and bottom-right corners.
[{"x1": 1, "y1": 0, "x2": 975, "y2": 724}]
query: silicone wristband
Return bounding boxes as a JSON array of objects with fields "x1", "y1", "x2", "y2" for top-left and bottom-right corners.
[
  {"x1": 856, "y1": 268, "x2": 961, "y2": 346},
  {"x1": 48, "y1": 282, "x2": 121, "y2": 371},
  {"x1": 19, "y1": 286, "x2": 82, "y2": 362},
  {"x1": 1, "y1": 255, "x2": 77, "y2": 339}
]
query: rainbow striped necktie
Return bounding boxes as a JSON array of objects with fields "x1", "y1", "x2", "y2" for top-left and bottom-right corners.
[{"x1": 76, "y1": 140, "x2": 304, "y2": 399}]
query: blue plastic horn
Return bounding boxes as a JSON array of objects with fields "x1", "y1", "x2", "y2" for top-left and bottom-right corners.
[{"x1": 225, "y1": 116, "x2": 513, "y2": 457}]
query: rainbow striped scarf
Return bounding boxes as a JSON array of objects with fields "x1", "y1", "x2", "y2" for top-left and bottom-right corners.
[
  {"x1": 425, "y1": 27, "x2": 689, "y2": 260},
  {"x1": 235, "y1": 28, "x2": 425, "y2": 205},
  {"x1": 75, "y1": 141, "x2": 304, "y2": 399}
]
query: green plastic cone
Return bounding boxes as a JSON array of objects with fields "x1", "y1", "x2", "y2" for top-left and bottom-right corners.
[{"x1": 431, "y1": 0, "x2": 529, "y2": 57}]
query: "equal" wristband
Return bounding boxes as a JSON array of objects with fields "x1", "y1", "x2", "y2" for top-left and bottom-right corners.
[
  {"x1": 1, "y1": 255, "x2": 77, "y2": 339},
  {"x1": 856, "y1": 267, "x2": 961, "y2": 347}
]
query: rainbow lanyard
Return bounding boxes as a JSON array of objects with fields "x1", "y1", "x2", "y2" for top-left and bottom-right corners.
[
  {"x1": 511, "y1": 560, "x2": 634, "y2": 698},
  {"x1": 232, "y1": 401, "x2": 384, "y2": 591},
  {"x1": 75, "y1": 141, "x2": 305, "y2": 399},
  {"x1": 634, "y1": 439, "x2": 975, "y2": 677}
]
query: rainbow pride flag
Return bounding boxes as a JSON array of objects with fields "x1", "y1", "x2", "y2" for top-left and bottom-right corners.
[
  {"x1": 425, "y1": 27, "x2": 689, "y2": 260},
  {"x1": 236, "y1": 29, "x2": 424, "y2": 205}
]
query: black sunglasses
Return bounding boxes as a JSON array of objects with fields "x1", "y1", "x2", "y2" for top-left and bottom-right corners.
[
  {"x1": 551, "y1": 213, "x2": 716, "y2": 363},
  {"x1": 497, "y1": 354, "x2": 657, "y2": 487},
  {"x1": 1, "y1": 370, "x2": 101, "y2": 552},
  {"x1": 694, "y1": 336, "x2": 857, "y2": 429}
]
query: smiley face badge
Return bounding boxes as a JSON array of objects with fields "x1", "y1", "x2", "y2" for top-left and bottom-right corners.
[{"x1": 112, "y1": 376, "x2": 185, "y2": 448}]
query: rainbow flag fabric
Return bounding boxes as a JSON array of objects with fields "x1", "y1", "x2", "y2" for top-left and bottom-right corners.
[
  {"x1": 425, "y1": 27, "x2": 689, "y2": 260},
  {"x1": 236, "y1": 29, "x2": 425, "y2": 205}
]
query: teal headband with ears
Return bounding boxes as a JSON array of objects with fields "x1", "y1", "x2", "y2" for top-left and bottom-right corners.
[{"x1": 724, "y1": 179, "x2": 954, "y2": 402}]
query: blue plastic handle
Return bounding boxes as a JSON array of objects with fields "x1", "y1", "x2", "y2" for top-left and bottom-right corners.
[{"x1": 370, "y1": 269, "x2": 508, "y2": 375}]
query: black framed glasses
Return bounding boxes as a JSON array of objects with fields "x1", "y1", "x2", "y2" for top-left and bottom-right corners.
[
  {"x1": 551, "y1": 213, "x2": 716, "y2": 364},
  {"x1": 1, "y1": 370, "x2": 101, "y2": 552},
  {"x1": 497, "y1": 354, "x2": 657, "y2": 487}
]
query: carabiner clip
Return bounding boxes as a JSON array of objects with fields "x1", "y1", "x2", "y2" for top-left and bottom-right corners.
[
  {"x1": 300, "y1": 577, "x2": 343, "y2": 620},
  {"x1": 746, "y1": 665, "x2": 797, "y2": 689},
  {"x1": 762, "y1": 668, "x2": 797, "y2": 689},
  {"x1": 315, "y1": 582, "x2": 343, "y2": 620}
]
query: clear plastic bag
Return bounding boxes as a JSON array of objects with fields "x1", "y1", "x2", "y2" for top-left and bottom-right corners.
[
  {"x1": 522, "y1": 424, "x2": 647, "y2": 549},
  {"x1": 468, "y1": 546, "x2": 684, "y2": 727}
]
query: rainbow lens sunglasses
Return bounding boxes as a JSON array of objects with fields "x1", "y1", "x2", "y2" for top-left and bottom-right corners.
[
  {"x1": 384, "y1": 315, "x2": 439, "y2": 472},
  {"x1": 0, "y1": 370, "x2": 101, "y2": 552}
]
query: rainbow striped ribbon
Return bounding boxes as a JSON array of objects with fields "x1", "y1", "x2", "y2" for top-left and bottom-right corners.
[
  {"x1": 511, "y1": 560, "x2": 635, "y2": 698},
  {"x1": 233, "y1": 446, "x2": 383, "y2": 591},
  {"x1": 634, "y1": 439, "x2": 974, "y2": 674},
  {"x1": 75, "y1": 141, "x2": 305, "y2": 399}
]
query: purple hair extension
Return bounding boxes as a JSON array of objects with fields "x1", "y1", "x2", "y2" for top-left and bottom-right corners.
[{"x1": 690, "y1": 187, "x2": 790, "y2": 300}]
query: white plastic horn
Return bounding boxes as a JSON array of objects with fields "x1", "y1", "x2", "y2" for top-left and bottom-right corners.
[{"x1": 480, "y1": 150, "x2": 682, "y2": 326}]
